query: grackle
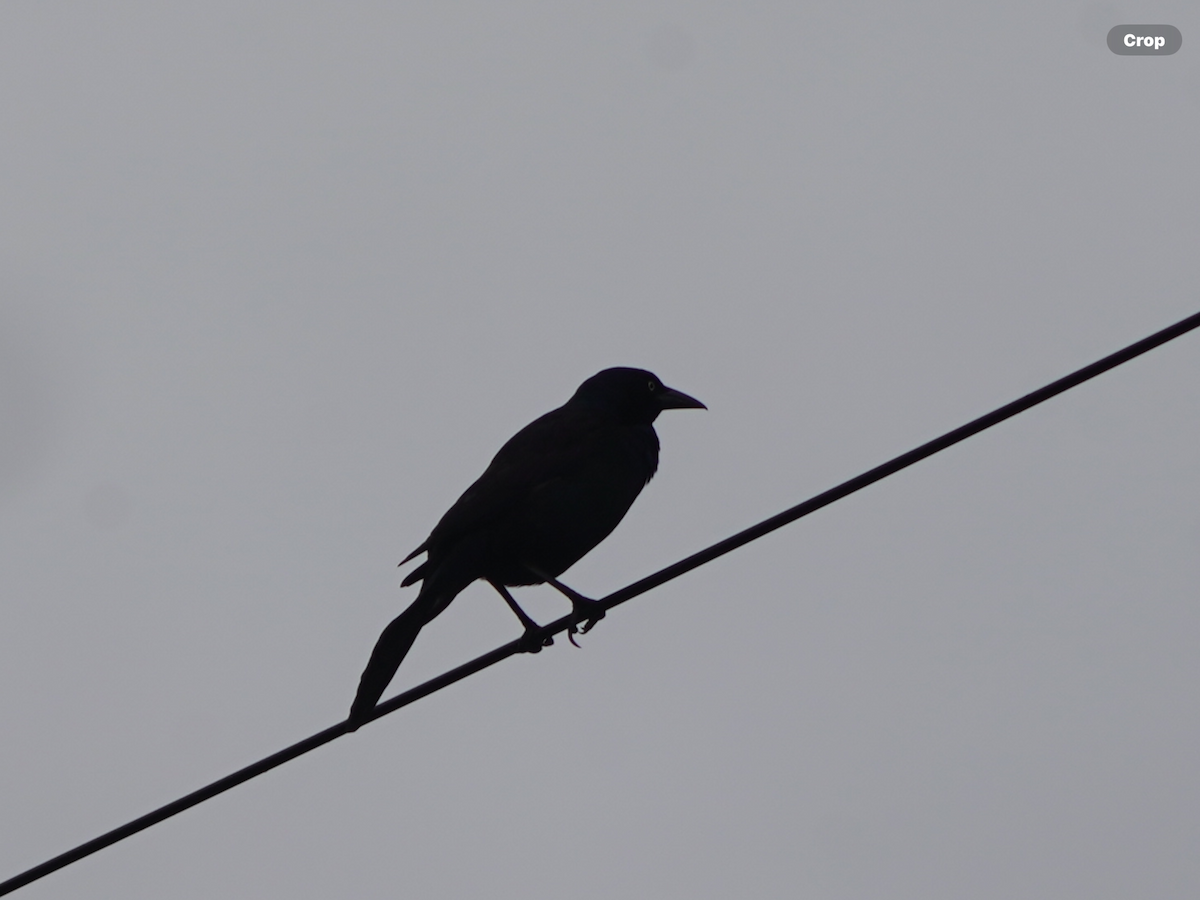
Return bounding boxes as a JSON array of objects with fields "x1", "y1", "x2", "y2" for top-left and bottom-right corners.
[{"x1": 349, "y1": 367, "x2": 704, "y2": 728}]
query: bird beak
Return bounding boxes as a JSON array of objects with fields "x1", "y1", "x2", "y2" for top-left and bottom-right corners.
[{"x1": 657, "y1": 386, "x2": 707, "y2": 410}]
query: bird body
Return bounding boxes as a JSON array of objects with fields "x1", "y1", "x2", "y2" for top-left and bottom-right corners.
[{"x1": 349, "y1": 368, "x2": 703, "y2": 727}]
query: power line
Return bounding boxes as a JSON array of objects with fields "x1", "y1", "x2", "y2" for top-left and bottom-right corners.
[{"x1": 3, "y1": 308, "x2": 1199, "y2": 896}]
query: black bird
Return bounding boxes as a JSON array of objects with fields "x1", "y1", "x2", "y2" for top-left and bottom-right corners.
[{"x1": 349, "y1": 367, "x2": 704, "y2": 728}]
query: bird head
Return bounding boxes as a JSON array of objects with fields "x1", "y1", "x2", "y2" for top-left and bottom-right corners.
[{"x1": 570, "y1": 368, "x2": 706, "y2": 424}]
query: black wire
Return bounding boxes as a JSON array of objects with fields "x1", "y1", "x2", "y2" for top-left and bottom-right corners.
[{"x1": 3, "y1": 308, "x2": 1199, "y2": 897}]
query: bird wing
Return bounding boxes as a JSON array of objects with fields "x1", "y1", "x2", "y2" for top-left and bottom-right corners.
[{"x1": 400, "y1": 406, "x2": 620, "y2": 571}]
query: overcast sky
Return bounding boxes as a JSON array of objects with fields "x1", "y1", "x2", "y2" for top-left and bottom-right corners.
[{"x1": 2, "y1": 3, "x2": 1198, "y2": 898}]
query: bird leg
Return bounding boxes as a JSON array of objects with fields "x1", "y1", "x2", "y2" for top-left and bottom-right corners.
[
  {"x1": 524, "y1": 566, "x2": 606, "y2": 647},
  {"x1": 488, "y1": 580, "x2": 554, "y2": 653}
]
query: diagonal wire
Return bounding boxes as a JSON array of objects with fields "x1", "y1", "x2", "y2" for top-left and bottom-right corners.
[{"x1": 3, "y1": 308, "x2": 1199, "y2": 897}]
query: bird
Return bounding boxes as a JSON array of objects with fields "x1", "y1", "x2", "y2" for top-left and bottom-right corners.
[{"x1": 348, "y1": 367, "x2": 704, "y2": 728}]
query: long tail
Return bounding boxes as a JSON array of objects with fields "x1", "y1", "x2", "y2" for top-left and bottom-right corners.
[
  {"x1": 349, "y1": 602, "x2": 429, "y2": 728},
  {"x1": 350, "y1": 544, "x2": 483, "y2": 729}
]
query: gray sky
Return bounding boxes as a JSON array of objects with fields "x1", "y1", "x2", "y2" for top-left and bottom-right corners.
[{"x1": 2, "y1": 3, "x2": 1198, "y2": 898}]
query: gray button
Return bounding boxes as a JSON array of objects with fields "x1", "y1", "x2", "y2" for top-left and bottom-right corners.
[{"x1": 1107, "y1": 25, "x2": 1182, "y2": 55}]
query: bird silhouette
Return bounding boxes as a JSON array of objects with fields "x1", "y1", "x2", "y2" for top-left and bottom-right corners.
[{"x1": 349, "y1": 367, "x2": 704, "y2": 728}]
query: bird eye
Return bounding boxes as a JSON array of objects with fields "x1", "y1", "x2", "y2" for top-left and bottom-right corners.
[{"x1": 647, "y1": 380, "x2": 657, "y2": 392}]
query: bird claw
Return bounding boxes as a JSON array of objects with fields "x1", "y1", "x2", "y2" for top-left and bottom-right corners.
[
  {"x1": 567, "y1": 598, "x2": 606, "y2": 647},
  {"x1": 517, "y1": 628, "x2": 554, "y2": 654}
]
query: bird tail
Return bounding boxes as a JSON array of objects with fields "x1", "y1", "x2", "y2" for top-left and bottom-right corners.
[
  {"x1": 348, "y1": 569, "x2": 470, "y2": 729},
  {"x1": 350, "y1": 544, "x2": 483, "y2": 729},
  {"x1": 349, "y1": 602, "x2": 429, "y2": 728}
]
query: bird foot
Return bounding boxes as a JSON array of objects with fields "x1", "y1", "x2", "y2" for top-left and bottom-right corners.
[
  {"x1": 517, "y1": 627, "x2": 554, "y2": 654},
  {"x1": 520, "y1": 566, "x2": 607, "y2": 648},
  {"x1": 567, "y1": 598, "x2": 606, "y2": 647}
]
